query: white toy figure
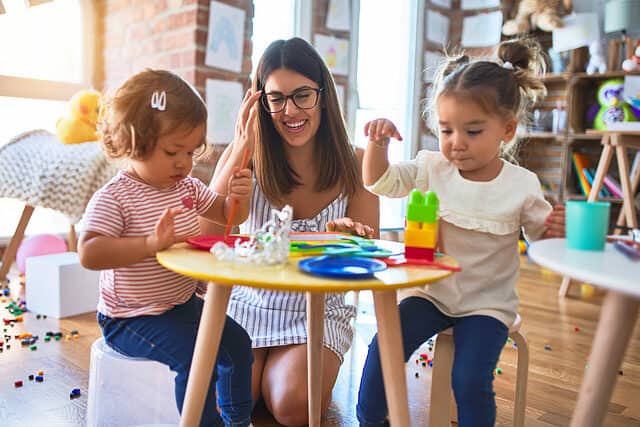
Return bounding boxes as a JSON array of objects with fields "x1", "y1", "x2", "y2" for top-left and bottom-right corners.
[{"x1": 586, "y1": 41, "x2": 607, "y2": 75}]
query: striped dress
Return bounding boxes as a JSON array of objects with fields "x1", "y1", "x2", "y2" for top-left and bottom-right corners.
[{"x1": 227, "y1": 183, "x2": 357, "y2": 361}]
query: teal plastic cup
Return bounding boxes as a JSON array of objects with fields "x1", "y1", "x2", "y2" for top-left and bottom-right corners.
[{"x1": 566, "y1": 200, "x2": 610, "y2": 251}]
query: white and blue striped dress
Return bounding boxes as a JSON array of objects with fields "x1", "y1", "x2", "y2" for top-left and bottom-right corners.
[{"x1": 227, "y1": 182, "x2": 357, "y2": 361}]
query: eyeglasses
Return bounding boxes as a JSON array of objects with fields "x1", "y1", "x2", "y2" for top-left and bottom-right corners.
[{"x1": 261, "y1": 87, "x2": 323, "y2": 113}]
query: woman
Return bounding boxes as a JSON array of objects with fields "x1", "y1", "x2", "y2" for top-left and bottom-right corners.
[{"x1": 201, "y1": 37, "x2": 379, "y2": 426}]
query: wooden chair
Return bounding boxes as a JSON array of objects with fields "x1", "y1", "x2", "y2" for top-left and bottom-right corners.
[{"x1": 429, "y1": 314, "x2": 529, "y2": 427}]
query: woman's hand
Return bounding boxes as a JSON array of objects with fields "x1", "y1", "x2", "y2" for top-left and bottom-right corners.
[
  {"x1": 326, "y1": 217, "x2": 375, "y2": 238},
  {"x1": 364, "y1": 118, "x2": 403, "y2": 147},
  {"x1": 232, "y1": 89, "x2": 262, "y2": 159},
  {"x1": 542, "y1": 204, "x2": 566, "y2": 238}
]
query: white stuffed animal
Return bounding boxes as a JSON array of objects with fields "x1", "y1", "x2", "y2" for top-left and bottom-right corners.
[{"x1": 586, "y1": 41, "x2": 607, "y2": 75}]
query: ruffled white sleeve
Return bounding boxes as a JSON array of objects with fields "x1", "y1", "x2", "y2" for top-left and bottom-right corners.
[
  {"x1": 520, "y1": 177, "x2": 552, "y2": 241},
  {"x1": 366, "y1": 150, "x2": 431, "y2": 197}
]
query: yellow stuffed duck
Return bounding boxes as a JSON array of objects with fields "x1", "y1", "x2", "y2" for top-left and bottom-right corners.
[{"x1": 56, "y1": 89, "x2": 101, "y2": 144}]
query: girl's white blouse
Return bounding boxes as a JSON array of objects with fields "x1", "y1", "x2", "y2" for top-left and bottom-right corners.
[{"x1": 368, "y1": 150, "x2": 552, "y2": 326}]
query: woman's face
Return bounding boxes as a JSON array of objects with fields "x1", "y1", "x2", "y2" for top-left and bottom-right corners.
[{"x1": 262, "y1": 68, "x2": 322, "y2": 148}]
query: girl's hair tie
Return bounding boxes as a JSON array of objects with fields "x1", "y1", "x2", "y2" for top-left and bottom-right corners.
[
  {"x1": 502, "y1": 61, "x2": 514, "y2": 70},
  {"x1": 150, "y1": 90, "x2": 166, "y2": 111}
]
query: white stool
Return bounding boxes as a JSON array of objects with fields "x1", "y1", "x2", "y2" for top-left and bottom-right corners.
[
  {"x1": 429, "y1": 314, "x2": 529, "y2": 427},
  {"x1": 86, "y1": 337, "x2": 180, "y2": 427}
]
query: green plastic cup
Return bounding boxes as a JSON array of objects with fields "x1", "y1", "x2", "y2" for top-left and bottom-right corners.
[{"x1": 566, "y1": 200, "x2": 610, "y2": 251}]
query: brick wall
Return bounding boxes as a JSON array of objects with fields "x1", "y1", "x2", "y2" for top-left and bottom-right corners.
[{"x1": 99, "y1": 0, "x2": 254, "y2": 99}]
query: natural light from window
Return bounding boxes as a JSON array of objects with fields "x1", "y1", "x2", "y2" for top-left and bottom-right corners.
[
  {"x1": 251, "y1": 0, "x2": 296, "y2": 75},
  {"x1": 355, "y1": 0, "x2": 414, "y2": 229},
  {"x1": 0, "y1": 0, "x2": 83, "y2": 82},
  {"x1": 0, "y1": 0, "x2": 85, "y2": 239}
]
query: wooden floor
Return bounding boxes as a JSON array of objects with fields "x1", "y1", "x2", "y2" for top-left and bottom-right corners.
[{"x1": 1, "y1": 257, "x2": 639, "y2": 427}]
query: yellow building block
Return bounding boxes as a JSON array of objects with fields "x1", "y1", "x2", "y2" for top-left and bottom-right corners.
[
  {"x1": 406, "y1": 220, "x2": 421, "y2": 230},
  {"x1": 404, "y1": 227, "x2": 437, "y2": 248}
]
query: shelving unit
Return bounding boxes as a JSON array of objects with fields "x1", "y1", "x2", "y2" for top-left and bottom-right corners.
[{"x1": 517, "y1": 70, "x2": 640, "y2": 217}]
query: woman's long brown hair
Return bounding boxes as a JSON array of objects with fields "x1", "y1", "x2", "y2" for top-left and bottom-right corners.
[{"x1": 252, "y1": 37, "x2": 360, "y2": 205}]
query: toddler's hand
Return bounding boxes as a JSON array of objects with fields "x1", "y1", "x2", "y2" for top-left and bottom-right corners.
[
  {"x1": 543, "y1": 204, "x2": 565, "y2": 238},
  {"x1": 364, "y1": 118, "x2": 403, "y2": 147},
  {"x1": 327, "y1": 217, "x2": 375, "y2": 238},
  {"x1": 227, "y1": 167, "x2": 252, "y2": 203},
  {"x1": 146, "y1": 207, "x2": 183, "y2": 254}
]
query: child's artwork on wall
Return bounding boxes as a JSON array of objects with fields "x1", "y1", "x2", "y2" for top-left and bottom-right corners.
[
  {"x1": 461, "y1": 11, "x2": 502, "y2": 47},
  {"x1": 205, "y1": 1, "x2": 246, "y2": 73},
  {"x1": 314, "y1": 34, "x2": 349, "y2": 76},
  {"x1": 426, "y1": 10, "x2": 449, "y2": 45},
  {"x1": 206, "y1": 79, "x2": 243, "y2": 143},
  {"x1": 461, "y1": 0, "x2": 500, "y2": 10},
  {"x1": 326, "y1": 0, "x2": 351, "y2": 31},
  {"x1": 424, "y1": 51, "x2": 445, "y2": 82}
]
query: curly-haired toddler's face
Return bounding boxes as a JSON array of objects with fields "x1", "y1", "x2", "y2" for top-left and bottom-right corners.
[{"x1": 128, "y1": 123, "x2": 205, "y2": 189}]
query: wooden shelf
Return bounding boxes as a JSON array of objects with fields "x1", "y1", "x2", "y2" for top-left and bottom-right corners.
[
  {"x1": 568, "y1": 133, "x2": 604, "y2": 142},
  {"x1": 572, "y1": 71, "x2": 640, "y2": 80},
  {"x1": 543, "y1": 73, "x2": 570, "y2": 83}
]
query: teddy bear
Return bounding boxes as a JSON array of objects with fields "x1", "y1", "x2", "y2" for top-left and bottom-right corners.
[
  {"x1": 502, "y1": 0, "x2": 572, "y2": 36},
  {"x1": 622, "y1": 40, "x2": 640, "y2": 72},
  {"x1": 55, "y1": 89, "x2": 101, "y2": 144}
]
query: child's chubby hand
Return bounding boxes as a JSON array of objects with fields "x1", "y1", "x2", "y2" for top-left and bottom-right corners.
[
  {"x1": 326, "y1": 217, "x2": 375, "y2": 238},
  {"x1": 364, "y1": 118, "x2": 403, "y2": 147},
  {"x1": 227, "y1": 167, "x2": 252, "y2": 203},
  {"x1": 543, "y1": 204, "x2": 566, "y2": 238},
  {"x1": 146, "y1": 207, "x2": 184, "y2": 254}
]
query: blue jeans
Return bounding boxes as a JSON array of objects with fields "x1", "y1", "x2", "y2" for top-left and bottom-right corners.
[
  {"x1": 356, "y1": 297, "x2": 508, "y2": 427},
  {"x1": 98, "y1": 294, "x2": 253, "y2": 427}
]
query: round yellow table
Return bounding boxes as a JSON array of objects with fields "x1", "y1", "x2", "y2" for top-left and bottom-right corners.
[{"x1": 157, "y1": 240, "x2": 458, "y2": 427}]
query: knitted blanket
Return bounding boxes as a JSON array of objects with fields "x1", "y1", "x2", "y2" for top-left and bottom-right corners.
[{"x1": 0, "y1": 130, "x2": 118, "y2": 223}]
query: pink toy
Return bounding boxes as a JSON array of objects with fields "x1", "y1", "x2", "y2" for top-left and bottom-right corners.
[{"x1": 16, "y1": 234, "x2": 68, "y2": 274}]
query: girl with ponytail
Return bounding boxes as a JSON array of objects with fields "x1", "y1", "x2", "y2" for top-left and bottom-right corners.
[{"x1": 356, "y1": 38, "x2": 565, "y2": 427}]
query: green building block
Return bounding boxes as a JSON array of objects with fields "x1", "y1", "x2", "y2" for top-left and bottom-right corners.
[{"x1": 406, "y1": 189, "x2": 439, "y2": 223}]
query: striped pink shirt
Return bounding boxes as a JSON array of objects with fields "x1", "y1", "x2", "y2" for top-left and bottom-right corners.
[{"x1": 83, "y1": 171, "x2": 217, "y2": 318}]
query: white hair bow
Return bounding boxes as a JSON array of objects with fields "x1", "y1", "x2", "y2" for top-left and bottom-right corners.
[
  {"x1": 502, "y1": 61, "x2": 514, "y2": 70},
  {"x1": 150, "y1": 91, "x2": 166, "y2": 111}
]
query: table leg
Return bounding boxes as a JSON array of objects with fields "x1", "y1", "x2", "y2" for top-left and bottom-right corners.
[
  {"x1": 616, "y1": 145, "x2": 639, "y2": 228},
  {"x1": 0, "y1": 204, "x2": 34, "y2": 284},
  {"x1": 569, "y1": 291, "x2": 640, "y2": 427},
  {"x1": 587, "y1": 138, "x2": 613, "y2": 202},
  {"x1": 614, "y1": 145, "x2": 640, "y2": 230},
  {"x1": 373, "y1": 289, "x2": 410, "y2": 427},
  {"x1": 68, "y1": 224, "x2": 77, "y2": 252},
  {"x1": 306, "y1": 291, "x2": 325, "y2": 427},
  {"x1": 180, "y1": 283, "x2": 232, "y2": 427}
]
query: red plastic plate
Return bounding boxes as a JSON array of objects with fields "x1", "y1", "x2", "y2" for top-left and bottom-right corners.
[{"x1": 186, "y1": 235, "x2": 250, "y2": 250}]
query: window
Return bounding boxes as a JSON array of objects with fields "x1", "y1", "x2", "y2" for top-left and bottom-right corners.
[
  {"x1": 354, "y1": 0, "x2": 420, "y2": 229},
  {"x1": 251, "y1": 0, "x2": 297, "y2": 75},
  {"x1": 0, "y1": 0, "x2": 96, "y2": 239}
]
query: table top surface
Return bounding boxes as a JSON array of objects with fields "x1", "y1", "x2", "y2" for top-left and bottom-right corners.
[
  {"x1": 157, "y1": 240, "x2": 457, "y2": 292},
  {"x1": 528, "y1": 238, "x2": 640, "y2": 298}
]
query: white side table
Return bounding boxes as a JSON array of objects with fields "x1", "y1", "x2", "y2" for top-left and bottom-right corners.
[{"x1": 528, "y1": 238, "x2": 640, "y2": 427}]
